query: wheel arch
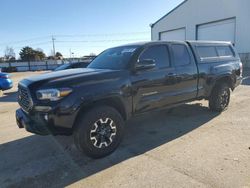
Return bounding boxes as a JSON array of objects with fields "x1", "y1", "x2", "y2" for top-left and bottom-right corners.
[
  {"x1": 73, "y1": 96, "x2": 129, "y2": 130},
  {"x1": 209, "y1": 74, "x2": 235, "y2": 97},
  {"x1": 215, "y1": 75, "x2": 235, "y2": 89}
]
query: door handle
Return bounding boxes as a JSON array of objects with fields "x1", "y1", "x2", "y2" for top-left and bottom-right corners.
[
  {"x1": 165, "y1": 73, "x2": 178, "y2": 85},
  {"x1": 167, "y1": 73, "x2": 177, "y2": 77}
]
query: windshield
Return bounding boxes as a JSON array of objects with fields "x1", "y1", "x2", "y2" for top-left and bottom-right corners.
[{"x1": 87, "y1": 46, "x2": 139, "y2": 70}]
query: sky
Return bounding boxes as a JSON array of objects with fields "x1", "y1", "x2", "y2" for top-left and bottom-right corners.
[{"x1": 0, "y1": 0, "x2": 184, "y2": 58}]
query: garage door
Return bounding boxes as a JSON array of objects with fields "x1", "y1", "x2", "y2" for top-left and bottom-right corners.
[
  {"x1": 160, "y1": 28, "x2": 186, "y2": 41},
  {"x1": 197, "y1": 18, "x2": 236, "y2": 44}
]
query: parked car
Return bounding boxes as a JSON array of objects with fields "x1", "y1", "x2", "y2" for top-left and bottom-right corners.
[
  {"x1": 16, "y1": 41, "x2": 242, "y2": 158},
  {"x1": 54, "y1": 57, "x2": 96, "y2": 71},
  {"x1": 1, "y1": 67, "x2": 17, "y2": 73},
  {"x1": 0, "y1": 72, "x2": 13, "y2": 92},
  {"x1": 54, "y1": 61, "x2": 90, "y2": 71}
]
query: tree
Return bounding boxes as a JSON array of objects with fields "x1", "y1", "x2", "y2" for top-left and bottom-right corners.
[
  {"x1": 19, "y1": 46, "x2": 35, "y2": 61},
  {"x1": 4, "y1": 46, "x2": 15, "y2": 61},
  {"x1": 47, "y1": 56, "x2": 54, "y2": 60},
  {"x1": 35, "y1": 50, "x2": 46, "y2": 60},
  {"x1": 55, "y1": 52, "x2": 62, "y2": 57},
  {"x1": 0, "y1": 57, "x2": 4, "y2": 62},
  {"x1": 19, "y1": 46, "x2": 46, "y2": 61},
  {"x1": 55, "y1": 52, "x2": 63, "y2": 59}
]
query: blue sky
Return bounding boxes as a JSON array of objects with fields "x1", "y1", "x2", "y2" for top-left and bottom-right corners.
[{"x1": 0, "y1": 0, "x2": 183, "y2": 58}]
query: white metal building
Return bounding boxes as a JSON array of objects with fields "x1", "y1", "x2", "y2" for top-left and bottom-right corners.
[{"x1": 151, "y1": 0, "x2": 250, "y2": 66}]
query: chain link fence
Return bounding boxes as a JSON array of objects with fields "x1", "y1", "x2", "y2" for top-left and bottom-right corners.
[{"x1": 0, "y1": 60, "x2": 72, "y2": 72}]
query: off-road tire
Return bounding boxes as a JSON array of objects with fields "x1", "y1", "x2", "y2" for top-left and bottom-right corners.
[
  {"x1": 209, "y1": 83, "x2": 230, "y2": 112},
  {"x1": 73, "y1": 105, "x2": 125, "y2": 158}
]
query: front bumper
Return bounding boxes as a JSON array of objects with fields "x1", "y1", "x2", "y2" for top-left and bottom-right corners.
[
  {"x1": 16, "y1": 107, "x2": 76, "y2": 136},
  {"x1": 16, "y1": 108, "x2": 51, "y2": 135},
  {"x1": 235, "y1": 76, "x2": 243, "y2": 88}
]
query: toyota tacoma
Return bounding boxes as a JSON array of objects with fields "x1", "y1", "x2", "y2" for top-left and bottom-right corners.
[{"x1": 16, "y1": 41, "x2": 243, "y2": 158}]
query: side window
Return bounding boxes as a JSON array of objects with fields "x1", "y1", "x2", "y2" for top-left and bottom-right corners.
[
  {"x1": 139, "y1": 45, "x2": 170, "y2": 68},
  {"x1": 172, "y1": 44, "x2": 190, "y2": 66},
  {"x1": 216, "y1": 46, "x2": 234, "y2": 57},
  {"x1": 80, "y1": 62, "x2": 89, "y2": 68},
  {"x1": 72, "y1": 63, "x2": 81, "y2": 68},
  {"x1": 196, "y1": 46, "x2": 218, "y2": 59}
]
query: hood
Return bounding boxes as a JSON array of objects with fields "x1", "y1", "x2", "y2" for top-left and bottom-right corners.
[
  {"x1": 26, "y1": 68, "x2": 107, "y2": 83},
  {"x1": 20, "y1": 68, "x2": 127, "y2": 89}
]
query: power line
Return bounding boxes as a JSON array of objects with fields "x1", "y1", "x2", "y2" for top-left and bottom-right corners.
[
  {"x1": 55, "y1": 31, "x2": 149, "y2": 38},
  {"x1": 10, "y1": 38, "x2": 148, "y2": 49},
  {"x1": 56, "y1": 38, "x2": 148, "y2": 43},
  {"x1": 0, "y1": 32, "x2": 150, "y2": 57},
  {"x1": 0, "y1": 36, "x2": 51, "y2": 46},
  {"x1": 1, "y1": 41, "x2": 52, "y2": 48},
  {"x1": 12, "y1": 41, "x2": 52, "y2": 50},
  {"x1": 0, "y1": 31, "x2": 149, "y2": 46},
  {"x1": 10, "y1": 38, "x2": 148, "y2": 50}
]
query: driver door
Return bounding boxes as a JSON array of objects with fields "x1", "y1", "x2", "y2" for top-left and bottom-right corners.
[{"x1": 131, "y1": 44, "x2": 178, "y2": 114}]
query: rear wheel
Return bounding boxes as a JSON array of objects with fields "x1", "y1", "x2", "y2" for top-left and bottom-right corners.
[
  {"x1": 73, "y1": 105, "x2": 125, "y2": 158},
  {"x1": 209, "y1": 83, "x2": 230, "y2": 112}
]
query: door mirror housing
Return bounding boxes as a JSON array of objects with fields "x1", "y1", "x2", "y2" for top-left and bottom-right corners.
[{"x1": 135, "y1": 59, "x2": 156, "y2": 71}]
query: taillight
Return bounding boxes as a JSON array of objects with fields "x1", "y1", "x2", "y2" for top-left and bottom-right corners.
[{"x1": 240, "y1": 62, "x2": 243, "y2": 77}]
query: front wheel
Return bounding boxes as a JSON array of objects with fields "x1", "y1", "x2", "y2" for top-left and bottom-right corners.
[
  {"x1": 73, "y1": 105, "x2": 125, "y2": 158},
  {"x1": 209, "y1": 83, "x2": 230, "y2": 112}
]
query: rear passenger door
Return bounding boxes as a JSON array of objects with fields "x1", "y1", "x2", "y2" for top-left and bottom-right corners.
[
  {"x1": 131, "y1": 44, "x2": 178, "y2": 113},
  {"x1": 170, "y1": 42, "x2": 198, "y2": 102}
]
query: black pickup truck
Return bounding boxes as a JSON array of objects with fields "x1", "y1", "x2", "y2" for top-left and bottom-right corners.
[{"x1": 16, "y1": 41, "x2": 243, "y2": 158}]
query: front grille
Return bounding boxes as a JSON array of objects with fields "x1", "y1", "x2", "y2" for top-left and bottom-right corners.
[{"x1": 18, "y1": 85, "x2": 32, "y2": 112}]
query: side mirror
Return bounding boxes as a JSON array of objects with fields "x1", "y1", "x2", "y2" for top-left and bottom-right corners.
[{"x1": 135, "y1": 59, "x2": 156, "y2": 71}]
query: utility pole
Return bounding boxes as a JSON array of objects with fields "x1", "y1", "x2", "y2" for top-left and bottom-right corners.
[{"x1": 52, "y1": 36, "x2": 56, "y2": 57}]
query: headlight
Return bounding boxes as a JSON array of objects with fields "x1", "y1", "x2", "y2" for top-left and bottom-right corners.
[{"x1": 36, "y1": 88, "x2": 72, "y2": 101}]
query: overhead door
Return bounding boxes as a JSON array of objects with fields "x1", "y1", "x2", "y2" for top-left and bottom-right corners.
[
  {"x1": 160, "y1": 28, "x2": 186, "y2": 41},
  {"x1": 197, "y1": 18, "x2": 236, "y2": 44}
]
